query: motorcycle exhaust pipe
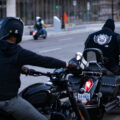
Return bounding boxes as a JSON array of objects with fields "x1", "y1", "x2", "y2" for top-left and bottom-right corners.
[{"x1": 104, "y1": 100, "x2": 119, "y2": 112}]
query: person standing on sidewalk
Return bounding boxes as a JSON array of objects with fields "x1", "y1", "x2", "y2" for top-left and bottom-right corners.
[
  {"x1": 84, "y1": 19, "x2": 120, "y2": 74},
  {"x1": 0, "y1": 17, "x2": 76, "y2": 120}
]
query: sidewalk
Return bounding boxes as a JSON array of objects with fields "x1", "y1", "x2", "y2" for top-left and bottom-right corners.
[{"x1": 23, "y1": 22, "x2": 120, "y2": 41}]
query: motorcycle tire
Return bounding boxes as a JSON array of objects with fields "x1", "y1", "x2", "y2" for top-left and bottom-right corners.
[
  {"x1": 43, "y1": 36, "x2": 46, "y2": 39},
  {"x1": 33, "y1": 35, "x2": 38, "y2": 40},
  {"x1": 64, "y1": 101, "x2": 90, "y2": 120},
  {"x1": 50, "y1": 112, "x2": 66, "y2": 120},
  {"x1": 78, "y1": 103, "x2": 90, "y2": 120},
  {"x1": 88, "y1": 108, "x2": 104, "y2": 120}
]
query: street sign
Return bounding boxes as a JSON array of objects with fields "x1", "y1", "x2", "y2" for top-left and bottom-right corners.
[{"x1": 73, "y1": 0, "x2": 77, "y2": 6}]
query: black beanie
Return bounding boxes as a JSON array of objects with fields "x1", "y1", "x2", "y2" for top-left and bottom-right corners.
[{"x1": 102, "y1": 19, "x2": 115, "y2": 31}]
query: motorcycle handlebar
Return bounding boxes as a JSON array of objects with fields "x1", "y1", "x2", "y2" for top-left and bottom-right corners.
[
  {"x1": 27, "y1": 68, "x2": 70, "y2": 86},
  {"x1": 27, "y1": 68, "x2": 68, "y2": 77}
]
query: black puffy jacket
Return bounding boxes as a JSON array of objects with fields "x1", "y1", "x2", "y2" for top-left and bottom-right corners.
[{"x1": 0, "y1": 40, "x2": 66, "y2": 100}]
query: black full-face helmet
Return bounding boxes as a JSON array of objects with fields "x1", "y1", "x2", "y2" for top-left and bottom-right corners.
[{"x1": 0, "y1": 17, "x2": 24, "y2": 43}]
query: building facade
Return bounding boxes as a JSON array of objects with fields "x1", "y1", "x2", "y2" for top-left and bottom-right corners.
[{"x1": 0, "y1": 0, "x2": 120, "y2": 25}]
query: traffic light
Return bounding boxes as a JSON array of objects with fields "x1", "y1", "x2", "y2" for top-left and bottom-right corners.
[{"x1": 56, "y1": 5, "x2": 59, "y2": 8}]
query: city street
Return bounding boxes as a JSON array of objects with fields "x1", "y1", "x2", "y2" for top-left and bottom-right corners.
[
  {"x1": 20, "y1": 27, "x2": 120, "y2": 120},
  {"x1": 0, "y1": 0, "x2": 120, "y2": 119}
]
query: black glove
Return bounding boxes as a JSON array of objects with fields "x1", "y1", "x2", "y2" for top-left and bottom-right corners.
[
  {"x1": 21, "y1": 67, "x2": 37, "y2": 76},
  {"x1": 66, "y1": 62, "x2": 82, "y2": 75},
  {"x1": 21, "y1": 67, "x2": 29, "y2": 75},
  {"x1": 67, "y1": 62, "x2": 77, "y2": 69},
  {"x1": 66, "y1": 62, "x2": 77, "y2": 72}
]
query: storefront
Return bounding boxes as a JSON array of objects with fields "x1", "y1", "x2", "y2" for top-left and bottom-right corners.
[
  {"x1": 0, "y1": 0, "x2": 120, "y2": 25},
  {"x1": 16, "y1": 0, "x2": 73, "y2": 25},
  {"x1": 16, "y1": 0, "x2": 120, "y2": 25}
]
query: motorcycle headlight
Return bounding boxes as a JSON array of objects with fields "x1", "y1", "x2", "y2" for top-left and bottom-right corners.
[{"x1": 75, "y1": 52, "x2": 82, "y2": 61}]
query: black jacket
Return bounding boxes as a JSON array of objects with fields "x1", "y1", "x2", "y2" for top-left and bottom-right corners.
[
  {"x1": 34, "y1": 21, "x2": 43, "y2": 30},
  {"x1": 85, "y1": 27, "x2": 120, "y2": 72},
  {"x1": 0, "y1": 40, "x2": 66, "y2": 100}
]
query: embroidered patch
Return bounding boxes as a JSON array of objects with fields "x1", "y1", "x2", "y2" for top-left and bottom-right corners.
[{"x1": 94, "y1": 34, "x2": 112, "y2": 45}]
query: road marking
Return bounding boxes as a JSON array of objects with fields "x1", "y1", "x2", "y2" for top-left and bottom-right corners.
[
  {"x1": 58, "y1": 38, "x2": 73, "y2": 41},
  {"x1": 38, "y1": 48, "x2": 61, "y2": 53}
]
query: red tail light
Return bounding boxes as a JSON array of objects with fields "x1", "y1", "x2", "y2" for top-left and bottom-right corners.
[{"x1": 85, "y1": 79, "x2": 93, "y2": 92}]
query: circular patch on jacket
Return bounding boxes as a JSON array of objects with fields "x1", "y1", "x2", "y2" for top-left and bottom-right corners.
[{"x1": 94, "y1": 34, "x2": 112, "y2": 45}]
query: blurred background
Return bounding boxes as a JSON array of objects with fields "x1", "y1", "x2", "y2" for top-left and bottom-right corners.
[{"x1": 0, "y1": 0, "x2": 120, "y2": 26}]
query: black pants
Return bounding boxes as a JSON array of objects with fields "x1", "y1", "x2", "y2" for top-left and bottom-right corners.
[{"x1": 0, "y1": 96, "x2": 48, "y2": 120}]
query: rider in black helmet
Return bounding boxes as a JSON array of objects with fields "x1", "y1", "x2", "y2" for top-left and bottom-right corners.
[
  {"x1": 0, "y1": 17, "x2": 76, "y2": 120},
  {"x1": 85, "y1": 19, "x2": 120, "y2": 74},
  {"x1": 34, "y1": 16, "x2": 46, "y2": 37},
  {"x1": 0, "y1": 17, "x2": 23, "y2": 43}
]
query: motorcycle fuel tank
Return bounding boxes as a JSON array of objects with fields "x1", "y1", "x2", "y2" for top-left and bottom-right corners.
[{"x1": 19, "y1": 83, "x2": 55, "y2": 107}]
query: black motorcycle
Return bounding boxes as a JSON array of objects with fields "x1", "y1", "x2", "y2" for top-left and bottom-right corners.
[
  {"x1": 68, "y1": 48, "x2": 120, "y2": 120},
  {"x1": 30, "y1": 28, "x2": 47, "y2": 40},
  {"x1": 0, "y1": 68, "x2": 90, "y2": 120}
]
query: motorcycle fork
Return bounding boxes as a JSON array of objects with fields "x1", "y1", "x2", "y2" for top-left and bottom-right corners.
[{"x1": 67, "y1": 85, "x2": 83, "y2": 120}]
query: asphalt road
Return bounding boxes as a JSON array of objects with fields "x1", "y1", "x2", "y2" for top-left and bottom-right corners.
[{"x1": 19, "y1": 27, "x2": 120, "y2": 120}]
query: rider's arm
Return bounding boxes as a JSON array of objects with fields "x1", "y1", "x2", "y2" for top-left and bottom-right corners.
[{"x1": 18, "y1": 47, "x2": 67, "y2": 68}]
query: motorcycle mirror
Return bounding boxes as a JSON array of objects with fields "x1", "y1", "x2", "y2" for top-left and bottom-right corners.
[{"x1": 75, "y1": 52, "x2": 88, "y2": 69}]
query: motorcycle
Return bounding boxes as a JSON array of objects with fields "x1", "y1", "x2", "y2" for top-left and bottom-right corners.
[
  {"x1": 30, "y1": 25, "x2": 47, "y2": 40},
  {"x1": 32, "y1": 28, "x2": 47, "y2": 40},
  {"x1": 68, "y1": 48, "x2": 120, "y2": 120},
  {"x1": 0, "y1": 68, "x2": 90, "y2": 120}
]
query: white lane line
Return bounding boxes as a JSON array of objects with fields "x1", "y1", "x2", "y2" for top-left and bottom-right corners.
[
  {"x1": 58, "y1": 38, "x2": 73, "y2": 41},
  {"x1": 38, "y1": 48, "x2": 61, "y2": 53}
]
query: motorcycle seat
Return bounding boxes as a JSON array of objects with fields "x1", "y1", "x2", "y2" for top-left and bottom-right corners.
[{"x1": 85, "y1": 61, "x2": 102, "y2": 72}]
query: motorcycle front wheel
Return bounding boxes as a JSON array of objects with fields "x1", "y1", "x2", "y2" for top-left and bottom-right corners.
[
  {"x1": 77, "y1": 103, "x2": 90, "y2": 120},
  {"x1": 63, "y1": 102, "x2": 90, "y2": 120},
  {"x1": 88, "y1": 107, "x2": 104, "y2": 120},
  {"x1": 33, "y1": 35, "x2": 38, "y2": 40}
]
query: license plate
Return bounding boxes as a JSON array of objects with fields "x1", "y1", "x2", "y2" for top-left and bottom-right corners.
[{"x1": 78, "y1": 93, "x2": 90, "y2": 104}]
